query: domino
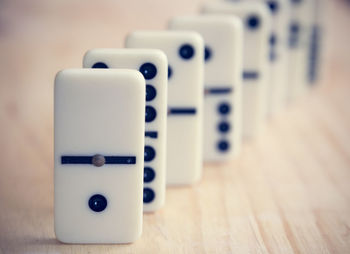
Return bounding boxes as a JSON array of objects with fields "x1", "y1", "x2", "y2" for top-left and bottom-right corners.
[
  {"x1": 264, "y1": 0, "x2": 290, "y2": 115},
  {"x1": 54, "y1": 69, "x2": 145, "y2": 243},
  {"x1": 126, "y1": 31, "x2": 204, "y2": 185},
  {"x1": 307, "y1": 0, "x2": 324, "y2": 86},
  {"x1": 287, "y1": 0, "x2": 314, "y2": 100},
  {"x1": 83, "y1": 48, "x2": 168, "y2": 212},
  {"x1": 169, "y1": 15, "x2": 243, "y2": 161},
  {"x1": 252, "y1": 0, "x2": 291, "y2": 115},
  {"x1": 202, "y1": 1, "x2": 271, "y2": 138}
]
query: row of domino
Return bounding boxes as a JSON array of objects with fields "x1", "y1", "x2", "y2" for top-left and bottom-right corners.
[{"x1": 54, "y1": 0, "x2": 323, "y2": 244}]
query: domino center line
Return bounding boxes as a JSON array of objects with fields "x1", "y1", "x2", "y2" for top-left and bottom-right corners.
[
  {"x1": 205, "y1": 87, "x2": 233, "y2": 95},
  {"x1": 168, "y1": 108, "x2": 196, "y2": 115},
  {"x1": 243, "y1": 71, "x2": 259, "y2": 80},
  {"x1": 145, "y1": 131, "x2": 158, "y2": 138},
  {"x1": 61, "y1": 155, "x2": 136, "y2": 165}
]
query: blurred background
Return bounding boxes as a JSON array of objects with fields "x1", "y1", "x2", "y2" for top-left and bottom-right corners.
[{"x1": 1, "y1": 0, "x2": 350, "y2": 253}]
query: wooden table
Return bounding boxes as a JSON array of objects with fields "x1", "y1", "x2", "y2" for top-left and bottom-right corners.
[{"x1": 0, "y1": 0, "x2": 350, "y2": 253}]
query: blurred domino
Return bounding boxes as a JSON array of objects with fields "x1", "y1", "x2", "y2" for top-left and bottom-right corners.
[
  {"x1": 54, "y1": 69, "x2": 145, "y2": 243},
  {"x1": 307, "y1": 0, "x2": 324, "y2": 86},
  {"x1": 264, "y1": 0, "x2": 290, "y2": 115},
  {"x1": 287, "y1": 0, "x2": 314, "y2": 100},
  {"x1": 169, "y1": 15, "x2": 243, "y2": 161},
  {"x1": 202, "y1": 1, "x2": 270, "y2": 138},
  {"x1": 83, "y1": 48, "x2": 167, "y2": 212},
  {"x1": 253, "y1": 0, "x2": 291, "y2": 115},
  {"x1": 126, "y1": 31, "x2": 204, "y2": 185}
]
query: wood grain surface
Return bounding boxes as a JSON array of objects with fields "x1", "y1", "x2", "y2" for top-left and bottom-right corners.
[{"x1": 0, "y1": 0, "x2": 350, "y2": 253}]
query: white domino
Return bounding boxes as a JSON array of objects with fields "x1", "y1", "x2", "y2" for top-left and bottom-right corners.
[
  {"x1": 202, "y1": 1, "x2": 271, "y2": 138},
  {"x1": 264, "y1": 0, "x2": 290, "y2": 115},
  {"x1": 169, "y1": 15, "x2": 243, "y2": 161},
  {"x1": 54, "y1": 69, "x2": 145, "y2": 243},
  {"x1": 287, "y1": 0, "x2": 314, "y2": 101},
  {"x1": 249, "y1": 0, "x2": 290, "y2": 115},
  {"x1": 126, "y1": 31, "x2": 204, "y2": 185},
  {"x1": 83, "y1": 48, "x2": 168, "y2": 212},
  {"x1": 307, "y1": 0, "x2": 324, "y2": 86}
]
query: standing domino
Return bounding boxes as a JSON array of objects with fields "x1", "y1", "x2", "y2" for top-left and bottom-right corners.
[
  {"x1": 240, "y1": 0, "x2": 290, "y2": 115},
  {"x1": 126, "y1": 31, "x2": 204, "y2": 185},
  {"x1": 202, "y1": 2, "x2": 270, "y2": 138},
  {"x1": 307, "y1": 0, "x2": 324, "y2": 86},
  {"x1": 169, "y1": 16, "x2": 243, "y2": 161},
  {"x1": 54, "y1": 69, "x2": 145, "y2": 243},
  {"x1": 287, "y1": 0, "x2": 314, "y2": 100},
  {"x1": 83, "y1": 49, "x2": 167, "y2": 212},
  {"x1": 256, "y1": 0, "x2": 290, "y2": 115}
]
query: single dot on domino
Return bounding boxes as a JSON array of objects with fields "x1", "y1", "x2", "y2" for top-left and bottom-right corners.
[
  {"x1": 144, "y1": 146, "x2": 156, "y2": 162},
  {"x1": 168, "y1": 65, "x2": 173, "y2": 79},
  {"x1": 267, "y1": 0, "x2": 279, "y2": 14},
  {"x1": 246, "y1": 15, "x2": 260, "y2": 30},
  {"x1": 88, "y1": 194, "x2": 108, "y2": 212},
  {"x1": 139, "y1": 62, "x2": 157, "y2": 80},
  {"x1": 179, "y1": 44, "x2": 195, "y2": 60},
  {"x1": 204, "y1": 46, "x2": 212, "y2": 62},
  {"x1": 270, "y1": 34, "x2": 277, "y2": 45},
  {"x1": 144, "y1": 167, "x2": 156, "y2": 183},
  {"x1": 218, "y1": 121, "x2": 230, "y2": 133},
  {"x1": 218, "y1": 102, "x2": 231, "y2": 115},
  {"x1": 92, "y1": 62, "x2": 108, "y2": 68},
  {"x1": 146, "y1": 85, "x2": 157, "y2": 101},
  {"x1": 143, "y1": 188, "x2": 155, "y2": 203},
  {"x1": 145, "y1": 106, "x2": 157, "y2": 122},
  {"x1": 290, "y1": 23, "x2": 300, "y2": 33},
  {"x1": 217, "y1": 140, "x2": 230, "y2": 152}
]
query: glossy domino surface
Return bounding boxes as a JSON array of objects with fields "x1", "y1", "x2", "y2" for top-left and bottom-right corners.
[
  {"x1": 169, "y1": 15, "x2": 243, "y2": 161},
  {"x1": 83, "y1": 48, "x2": 167, "y2": 212},
  {"x1": 54, "y1": 69, "x2": 145, "y2": 243},
  {"x1": 126, "y1": 31, "x2": 204, "y2": 185},
  {"x1": 202, "y1": 1, "x2": 271, "y2": 138}
]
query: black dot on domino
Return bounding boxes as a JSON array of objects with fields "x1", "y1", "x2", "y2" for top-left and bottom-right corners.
[
  {"x1": 144, "y1": 167, "x2": 156, "y2": 183},
  {"x1": 270, "y1": 34, "x2": 277, "y2": 46},
  {"x1": 218, "y1": 121, "x2": 230, "y2": 133},
  {"x1": 204, "y1": 46, "x2": 212, "y2": 62},
  {"x1": 145, "y1": 106, "x2": 157, "y2": 122},
  {"x1": 267, "y1": 0, "x2": 279, "y2": 14},
  {"x1": 144, "y1": 146, "x2": 156, "y2": 162},
  {"x1": 246, "y1": 15, "x2": 260, "y2": 30},
  {"x1": 143, "y1": 188, "x2": 155, "y2": 203},
  {"x1": 146, "y1": 85, "x2": 157, "y2": 101},
  {"x1": 179, "y1": 44, "x2": 195, "y2": 60},
  {"x1": 139, "y1": 62, "x2": 157, "y2": 80},
  {"x1": 217, "y1": 140, "x2": 230, "y2": 152},
  {"x1": 168, "y1": 65, "x2": 173, "y2": 79},
  {"x1": 218, "y1": 102, "x2": 231, "y2": 115},
  {"x1": 88, "y1": 194, "x2": 107, "y2": 212},
  {"x1": 92, "y1": 62, "x2": 108, "y2": 68},
  {"x1": 290, "y1": 23, "x2": 300, "y2": 33}
]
